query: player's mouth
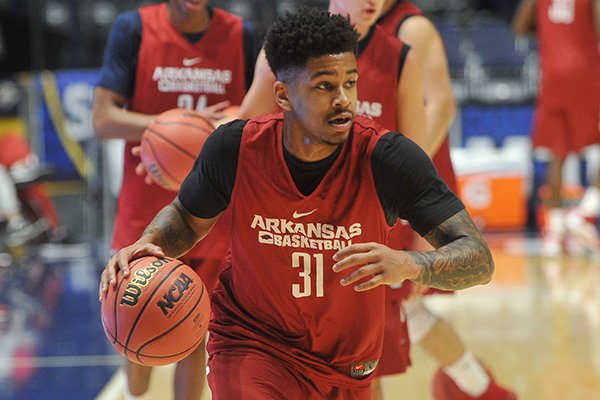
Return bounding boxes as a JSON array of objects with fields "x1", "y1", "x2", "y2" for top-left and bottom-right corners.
[
  {"x1": 362, "y1": 8, "x2": 377, "y2": 17},
  {"x1": 328, "y1": 112, "x2": 354, "y2": 131},
  {"x1": 184, "y1": 0, "x2": 203, "y2": 9}
]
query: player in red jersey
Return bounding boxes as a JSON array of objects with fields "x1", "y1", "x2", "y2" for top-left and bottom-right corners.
[
  {"x1": 99, "y1": 7, "x2": 494, "y2": 399},
  {"x1": 219, "y1": 0, "x2": 427, "y2": 387},
  {"x1": 92, "y1": 0, "x2": 258, "y2": 399},
  {"x1": 373, "y1": 2, "x2": 518, "y2": 399},
  {"x1": 513, "y1": 0, "x2": 600, "y2": 256},
  {"x1": 226, "y1": 0, "x2": 428, "y2": 382},
  {"x1": 229, "y1": 1, "x2": 427, "y2": 150}
]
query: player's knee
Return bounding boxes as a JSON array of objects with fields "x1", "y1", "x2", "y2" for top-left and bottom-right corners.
[{"x1": 404, "y1": 299, "x2": 438, "y2": 343}]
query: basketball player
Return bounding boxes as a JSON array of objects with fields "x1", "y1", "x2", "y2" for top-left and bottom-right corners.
[
  {"x1": 99, "y1": 7, "x2": 494, "y2": 399},
  {"x1": 0, "y1": 132, "x2": 61, "y2": 247},
  {"x1": 92, "y1": 1, "x2": 258, "y2": 399},
  {"x1": 229, "y1": 0, "x2": 427, "y2": 151},
  {"x1": 373, "y1": 2, "x2": 518, "y2": 399},
  {"x1": 220, "y1": 0, "x2": 426, "y2": 388},
  {"x1": 513, "y1": 0, "x2": 600, "y2": 256}
]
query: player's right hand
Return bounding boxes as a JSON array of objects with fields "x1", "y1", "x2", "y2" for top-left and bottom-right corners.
[{"x1": 99, "y1": 243, "x2": 165, "y2": 302}]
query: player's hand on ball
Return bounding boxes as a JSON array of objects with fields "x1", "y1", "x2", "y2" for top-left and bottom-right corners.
[
  {"x1": 132, "y1": 146, "x2": 155, "y2": 186},
  {"x1": 198, "y1": 100, "x2": 231, "y2": 125},
  {"x1": 332, "y1": 243, "x2": 421, "y2": 292},
  {"x1": 99, "y1": 243, "x2": 165, "y2": 301}
]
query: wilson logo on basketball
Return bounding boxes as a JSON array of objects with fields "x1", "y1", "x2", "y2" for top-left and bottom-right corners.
[
  {"x1": 157, "y1": 272, "x2": 195, "y2": 317},
  {"x1": 120, "y1": 258, "x2": 169, "y2": 306}
]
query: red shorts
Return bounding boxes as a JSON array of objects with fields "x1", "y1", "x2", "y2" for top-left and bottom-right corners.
[
  {"x1": 532, "y1": 97, "x2": 600, "y2": 159},
  {"x1": 207, "y1": 348, "x2": 372, "y2": 400},
  {"x1": 374, "y1": 286, "x2": 411, "y2": 377},
  {"x1": 432, "y1": 138, "x2": 458, "y2": 194},
  {"x1": 387, "y1": 221, "x2": 414, "y2": 251}
]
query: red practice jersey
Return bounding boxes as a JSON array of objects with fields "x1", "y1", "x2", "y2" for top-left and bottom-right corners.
[
  {"x1": 208, "y1": 115, "x2": 393, "y2": 389},
  {"x1": 357, "y1": 25, "x2": 405, "y2": 129},
  {"x1": 532, "y1": 0, "x2": 600, "y2": 156},
  {"x1": 537, "y1": 0, "x2": 600, "y2": 106},
  {"x1": 112, "y1": 3, "x2": 247, "y2": 261},
  {"x1": 377, "y1": 1, "x2": 458, "y2": 193},
  {"x1": 377, "y1": 0, "x2": 423, "y2": 36}
]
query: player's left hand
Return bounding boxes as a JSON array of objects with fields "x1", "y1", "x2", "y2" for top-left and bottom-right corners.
[
  {"x1": 131, "y1": 145, "x2": 155, "y2": 185},
  {"x1": 332, "y1": 243, "x2": 421, "y2": 292},
  {"x1": 198, "y1": 100, "x2": 232, "y2": 125}
]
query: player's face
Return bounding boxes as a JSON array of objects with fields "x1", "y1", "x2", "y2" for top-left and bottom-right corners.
[
  {"x1": 283, "y1": 52, "x2": 358, "y2": 150},
  {"x1": 329, "y1": 0, "x2": 384, "y2": 35}
]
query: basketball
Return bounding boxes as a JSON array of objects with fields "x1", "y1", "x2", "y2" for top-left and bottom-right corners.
[
  {"x1": 140, "y1": 108, "x2": 213, "y2": 191},
  {"x1": 100, "y1": 256, "x2": 210, "y2": 366}
]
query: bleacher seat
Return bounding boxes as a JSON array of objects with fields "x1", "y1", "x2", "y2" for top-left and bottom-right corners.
[
  {"x1": 464, "y1": 18, "x2": 537, "y2": 103},
  {"x1": 435, "y1": 20, "x2": 465, "y2": 79},
  {"x1": 467, "y1": 20, "x2": 526, "y2": 77}
]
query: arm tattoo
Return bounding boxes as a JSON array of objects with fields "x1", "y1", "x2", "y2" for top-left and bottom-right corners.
[
  {"x1": 411, "y1": 210, "x2": 494, "y2": 290},
  {"x1": 142, "y1": 203, "x2": 200, "y2": 257}
]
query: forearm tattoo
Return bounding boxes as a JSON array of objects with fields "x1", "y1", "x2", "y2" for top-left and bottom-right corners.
[
  {"x1": 412, "y1": 210, "x2": 494, "y2": 290},
  {"x1": 142, "y1": 204, "x2": 199, "y2": 258}
]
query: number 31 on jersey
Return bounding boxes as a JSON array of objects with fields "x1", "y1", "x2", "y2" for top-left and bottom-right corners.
[{"x1": 292, "y1": 252, "x2": 324, "y2": 298}]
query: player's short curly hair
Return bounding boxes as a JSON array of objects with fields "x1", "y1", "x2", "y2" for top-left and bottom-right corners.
[{"x1": 264, "y1": 7, "x2": 359, "y2": 80}]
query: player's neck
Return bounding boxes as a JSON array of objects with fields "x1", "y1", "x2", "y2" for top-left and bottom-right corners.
[
  {"x1": 167, "y1": 5, "x2": 210, "y2": 34},
  {"x1": 282, "y1": 126, "x2": 340, "y2": 163}
]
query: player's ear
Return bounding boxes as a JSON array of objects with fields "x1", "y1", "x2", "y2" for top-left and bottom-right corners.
[{"x1": 273, "y1": 81, "x2": 292, "y2": 111}]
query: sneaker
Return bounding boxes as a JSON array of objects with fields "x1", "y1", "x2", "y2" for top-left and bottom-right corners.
[
  {"x1": 564, "y1": 209, "x2": 599, "y2": 253},
  {"x1": 9, "y1": 163, "x2": 53, "y2": 186},
  {"x1": 540, "y1": 232, "x2": 563, "y2": 257},
  {"x1": 540, "y1": 207, "x2": 566, "y2": 257},
  {"x1": 432, "y1": 368, "x2": 517, "y2": 400},
  {"x1": 4, "y1": 217, "x2": 48, "y2": 247}
]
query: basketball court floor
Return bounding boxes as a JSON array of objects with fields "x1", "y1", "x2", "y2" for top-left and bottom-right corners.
[{"x1": 1, "y1": 231, "x2": 599, "y2": 400}]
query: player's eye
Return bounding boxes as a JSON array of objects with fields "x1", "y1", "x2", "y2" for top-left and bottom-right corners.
[
  {"x1": 344, "y1": 79, "x2": 357, "y2": 89},
  {"x1": 316, "y1": 82, "x2": 334, "y2": 90}
]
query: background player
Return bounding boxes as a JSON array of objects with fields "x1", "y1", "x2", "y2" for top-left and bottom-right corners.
[
  {"x1": 513, "y1": 0, "x2": 600, "y2": 256},
  {"x1": 0, "y1": 132, "x2": 61, "y2": 248},
  {"x1": 373, "y1": 2, "x2": 518, "y2": 399},
  {"x1": 92, "y1": 0, "x2": 258, "y2": 399},
  {"x1": 99, "y1": 7, "x2": 495, "y2": 399}
]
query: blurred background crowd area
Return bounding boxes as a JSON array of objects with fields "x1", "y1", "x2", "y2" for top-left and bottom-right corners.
[{"x1": 0, "y1": 0, "x2": 584, "y2": 251}]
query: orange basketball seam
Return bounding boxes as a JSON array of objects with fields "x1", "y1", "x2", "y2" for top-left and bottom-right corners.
[
  {"x1": 142, "y1": 137, "x2": 185, "y2": 188},
  {"x1": 146, "y1": 124, "x2": 208, "y2": 159},
  {"x1": 134, "y1": 336, "x2": 205, "y2": 365},
  {"x1": 103, "y1": 257, "x2": 154, "y2": 348},
  {"x1": 134, "y1": 283, "x2": 206, "y2": 360},
  {"x1": 123, "y1": 261, "x2": 186, "y2": 357}
]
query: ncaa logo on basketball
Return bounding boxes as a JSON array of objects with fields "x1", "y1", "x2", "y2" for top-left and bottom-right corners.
[
  {"x1": 120, "y1": 258, "x2": 169, "y2": 307},
  {"x1": 157, "y1": 272, "x2": 196, "y2": 317}
]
